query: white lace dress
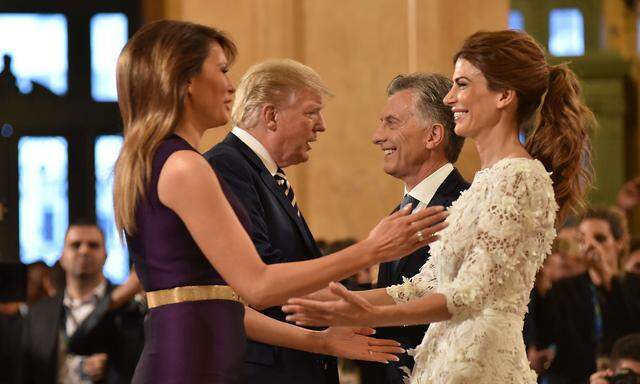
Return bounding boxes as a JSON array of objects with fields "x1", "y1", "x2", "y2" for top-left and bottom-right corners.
[{"x1": 387, "y1": 158, "x2": 558, "y2": 384}]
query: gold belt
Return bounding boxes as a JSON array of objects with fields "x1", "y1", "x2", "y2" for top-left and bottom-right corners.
[{"x1": 146, "y1": 285, "x2": 244, "y2": 309}]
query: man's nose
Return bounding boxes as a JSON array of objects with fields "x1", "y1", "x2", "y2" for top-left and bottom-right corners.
[
  {"x1": 315, "y1": 113, "x2": 326, "y2": 132},
  {"x1": 372, "y1": 123, "x2": 385, "y2": 145}
]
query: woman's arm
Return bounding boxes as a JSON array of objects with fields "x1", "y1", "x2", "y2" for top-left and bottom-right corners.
[
  {"x1": 307, "y1": 287, "x2": 396, "y2": 306},
  {"x1": 283, "y1": 282, "x2": 451, "y2": 328},
  {"x1": 109, "y1": 268, "x2": 142, "y2": 310},
  {"x1": 243, "y1": 306, "x2": 403, "y2": 363},
  {"x1": 158, "y1": 151, "x2": 448, "y2": 308}
]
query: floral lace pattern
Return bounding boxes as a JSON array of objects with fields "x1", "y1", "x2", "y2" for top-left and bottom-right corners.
[{"x1": 386, "y1": 158, "x2": 557, "y2": 383}]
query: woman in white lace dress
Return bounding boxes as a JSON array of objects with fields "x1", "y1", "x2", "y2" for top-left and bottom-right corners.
[{"x1": 283, "y1": 30, "x2": 595, "y2": 383}]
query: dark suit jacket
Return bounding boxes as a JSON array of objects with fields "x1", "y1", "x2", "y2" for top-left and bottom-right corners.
[
  {"x1": 21, "y1": 282, "x2": 145, "y2": 384},
  {"x1": 374, "y1": 168, "x2": 469, "y2": 384},
  {"x1": 535, "y1": 272, "x2": 640, "y2": 384},
  {"x1": 205, "y1": 133, "x2": 338, "y2": 384}
]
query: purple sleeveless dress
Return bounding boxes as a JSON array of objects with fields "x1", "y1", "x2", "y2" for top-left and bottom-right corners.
[{"x1": 127, "y1": 134, "x2": 249, "y2": 383}]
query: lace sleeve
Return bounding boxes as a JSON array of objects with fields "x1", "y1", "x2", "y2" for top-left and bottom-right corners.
[
  {"x1": 437, "y1": 165, "x2": 556, "y2": 320},
  {"x1": 386, "y1": 256, "x2": 437, "y2": 303}
]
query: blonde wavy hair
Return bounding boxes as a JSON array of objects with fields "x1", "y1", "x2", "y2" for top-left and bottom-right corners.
[
  {"x1": 231, "y1": 58, "x2": 332, "y2": 127},
  {"x1": 113, "y1": 20, "x2": 236, "y2": 236}
]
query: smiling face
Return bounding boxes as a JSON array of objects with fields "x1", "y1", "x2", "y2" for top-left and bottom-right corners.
[
  {"x1": 373, "y1": 90, "x2": 431, "y2": 182},
  {"x1": 443, "y1": 58, "x2": 503, "y2": 139},
  {"x1": 186, "y1": 42, "x2": 235, "y2": 130},
  {"x1": 271, "y1": 87, "x2": 325, "y2": 167}
]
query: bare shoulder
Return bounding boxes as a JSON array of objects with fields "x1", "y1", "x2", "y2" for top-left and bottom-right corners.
[{"x1": 158, "y1": 150, "x2": 220, "y2": 206}]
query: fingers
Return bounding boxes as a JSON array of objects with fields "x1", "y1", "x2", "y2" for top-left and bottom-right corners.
[
  {"x1": 285, "y1": 312, "x2": 329, "y2": 327},
  {"x1": 405, "y1": 205, "x2": 446, "y2": 222},
  {"x1": 368, "y1": 344, "x2": 405, "y2": 355},
  {"x1": 367, "y1": 337, "x2": 401, "y2": 347},
  {"x1": 328, "y1": 282, "x2": 370, "y2": 308},
  {"x1": 285, "y1": 297, "x2": 334, "y2": 313},
  {"x1": 352, "y1": 327, "x2": 376, "y2": 336},
  {"x1": 363, "y1": 352, "x2": 395, "y2": 364},
  {"x1": 410, "y1": 210, "x2": 449, "y2": 232},
  {"x1": 387, "y1": 204, "x2": 415, "y2": 219}
]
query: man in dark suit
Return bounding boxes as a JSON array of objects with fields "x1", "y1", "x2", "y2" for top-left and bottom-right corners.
[
  {"x1": 21, "y1": 220, "x2": 144, "y2": 384},
  {"x1": 367, "y1": 73, "x2": 469, "y2": 384},
  {"x1": 204, "y1": 59, "x2": 338, "y2": 384}
]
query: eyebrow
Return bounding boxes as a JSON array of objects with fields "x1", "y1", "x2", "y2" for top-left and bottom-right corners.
[{"x1": 453, "y1": 76, "x2": 472, "y2": 83}]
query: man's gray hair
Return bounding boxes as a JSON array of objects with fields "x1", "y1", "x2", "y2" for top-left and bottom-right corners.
[{"x1": 386, "y1": 73, "x2": 465, "y2": 163}]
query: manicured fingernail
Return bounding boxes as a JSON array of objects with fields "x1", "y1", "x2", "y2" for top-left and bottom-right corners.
[{"x1": 392, "y1": 356, "x2": 400, "y2": 361}]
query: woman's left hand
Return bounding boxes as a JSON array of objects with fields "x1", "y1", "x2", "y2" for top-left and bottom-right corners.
[
  {"x1": 320, "y1": 327, "x2": 404, "y2": 363},
  {"x1": 283, "y1": 282, "x2": 380, "y2": 327}
]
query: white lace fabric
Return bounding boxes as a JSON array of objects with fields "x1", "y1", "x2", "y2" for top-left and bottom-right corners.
[{"x1": 386, "y1": 158, "x2": 558, "y2": 384}]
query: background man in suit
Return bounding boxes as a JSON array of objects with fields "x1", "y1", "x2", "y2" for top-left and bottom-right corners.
[
  {"x1": 22, "y1": 220, "x2": 144, "y2": 384},
  {"x1": 204, "y1": 59, "x2": 338, "y2": 384},
  {"x1": 369, "y1": 73, "x2": 469, "y2": 384}
]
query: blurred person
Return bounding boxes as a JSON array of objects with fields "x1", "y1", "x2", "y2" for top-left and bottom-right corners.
[
  {"x1": 536, "y1": 207, "x2": 632, "y2": 383},
  {"x1": 284, "y1": 29, "x2": 594, "y2": 383},
  {"x1": 616, "y1": 177, "x2": 640, "y2": 213},
  {"x1": 21, "y1": 220, "x2": 145, "y2": 384},
  {"x1": 24, "y1": 261, "x2": 56, "y2": 305},
  {"x1": 114, "y1": 21, "x2": 447, "y2": 384},
  {"x1": 590, "y1": 333, "x2": 640, "y2": 384},
  {"x1": 0, "y1": 262, "x2": 27, "y2": 384},
  {"x1": 526, "y1": 223, "x2": 584, "y2": 377},
  {"x1": 624, "y1": 238, "x2": 640, "y2": 275}
]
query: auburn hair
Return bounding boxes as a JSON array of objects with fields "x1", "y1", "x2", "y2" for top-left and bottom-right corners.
[{"x1": 454, "y1": 30, "x2": 595, "y2": 222}]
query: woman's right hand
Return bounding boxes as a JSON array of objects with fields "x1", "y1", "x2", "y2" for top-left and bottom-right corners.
[{"x1": 366, "y1": 204, "x2": 449, "y2": 264}]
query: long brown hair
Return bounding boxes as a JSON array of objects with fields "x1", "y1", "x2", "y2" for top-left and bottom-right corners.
[
  {"x1": 113, "y1": 20, "x2": 236, "y2": 236},
  {"x1": 454, "y1": 30, "x2": 595, "y2": 222}
]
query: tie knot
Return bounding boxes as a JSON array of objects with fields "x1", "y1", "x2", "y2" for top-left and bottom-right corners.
[
  {"x1": 274, "y1": 168, "x2": 288, "y2": 186},
  {"x1": 400, "y1": 194, "x2": 420, "y2": 210}
]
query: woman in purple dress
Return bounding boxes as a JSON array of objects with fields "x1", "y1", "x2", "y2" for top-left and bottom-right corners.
[{"x1": 112, "y1": 20, "x2": 448, "y2": 383}]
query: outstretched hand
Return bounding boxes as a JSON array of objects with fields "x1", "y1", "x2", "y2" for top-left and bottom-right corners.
[
  {"x1": 283, "y1": 282, "x2": 380, "y2": 327},
  {"x1": 321, "y1": 327, "x2": 404, "y2": 363}
]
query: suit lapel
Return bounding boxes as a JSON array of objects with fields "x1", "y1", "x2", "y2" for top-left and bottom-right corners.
[
  {"x1": 38, "y1": 294, "x2": 64, "y2": 362},
  {"x1": 427, "y1": 168, "x2": 466, "y2": 209},
  {"x1": 226, "y1": 134, "x2": 319, "y2": 255},
  {"x1": 390, "y1": 168, "x2": 467, "y2": 283}
]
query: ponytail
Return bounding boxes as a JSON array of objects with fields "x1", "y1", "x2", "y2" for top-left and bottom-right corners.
[{"x1": 526, "y1": 64, "x2": 595, "y2": 223}]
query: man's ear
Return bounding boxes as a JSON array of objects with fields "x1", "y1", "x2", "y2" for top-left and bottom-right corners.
[
  {"x1": 261, "y1": 104, "x2": 278, "y2": 131},
  {"x1": 496, "y1": 88, "x2": 517, "y2": 110},
  {"x1": 425, "y1": 123, "x2": 445, "y2": 150}
]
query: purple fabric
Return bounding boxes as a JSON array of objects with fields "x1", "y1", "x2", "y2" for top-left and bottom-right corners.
[
  {"x1": 133, "y1": 300, "x2": 246, "y2": 383},
  {"x1": 127, "y1": 134, "x2": 249, "y2": 383}
]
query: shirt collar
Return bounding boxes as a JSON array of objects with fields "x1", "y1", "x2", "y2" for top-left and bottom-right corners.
[
  {"x1": 232, "y1": 127, "x2": 279, "y2": 176},
  {"x1": 403, "y1": 163, "x2": 454, "y2": 205},
  {"x1": 63, "y1": 280, "x2": 107, "y2": 309}
]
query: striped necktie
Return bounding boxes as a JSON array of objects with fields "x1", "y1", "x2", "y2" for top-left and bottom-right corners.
[
  {"x1": 389, "y1": 194, "x2": 421, "y2": 277},
  {"x1": 274, "y1": 168, "x2": 300, "y2": 216}
]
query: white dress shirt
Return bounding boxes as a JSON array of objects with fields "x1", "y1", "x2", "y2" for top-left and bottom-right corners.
[
  {"x1": 59, "y1": 280, "x2": 108, "y2": 384},
  {"x1": 232, "y1": 127, "x2": 278, "y2": 176},
  {"x1": 403, "y1": 163, "x2": 454, "y2": 212}
]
